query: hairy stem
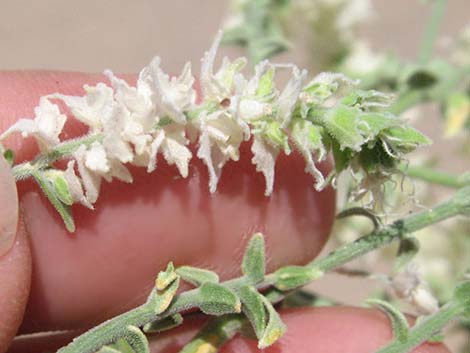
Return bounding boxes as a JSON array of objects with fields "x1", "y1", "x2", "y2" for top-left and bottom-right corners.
[
  {"x1": 399, "y1": 164, "x2": 470, "y2": 189},
  {"x1": 377, "y1": 302, "x2": 462, "y2": 353},
  {"x1": 418, "y1": 0, "x2": 447, "y2": 64},
  {"x1": 57, "y1": 186, "x2": 470, "y2": 353}
]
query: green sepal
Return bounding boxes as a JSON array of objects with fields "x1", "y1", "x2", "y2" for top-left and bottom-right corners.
[
  {"x1": 123, "y1": 326, "x2": 149, "y2": 353},
  {"x1": 358, "y1": 141, "x2": 397, "y2": 173},
  {"x1": 331, "y1": 140, "x2": 352, "y2": 173},
  {"x1": 239, "y1": 285, "x2": 266, "y2": 339},
  {"x1": 151, "y1": 275, "x2": 180, "y2": 314},
  {"x1": 242, "y1": 233, "x2": 266, "y2": 284},
  {"x1": 199, "y1": 282, "x2": 241, "y2": 316},
  {"x1": 367, "y1": 299, "x2": 409, "y2": 342},
  {"x1": 324, "y1": 105, "x2": 365, "y2": 152},
  {"x1": 291, "y1": 118, "x2": 326, "y2": 160},
  {"x1": 383, "y1": 126, "x2": 431, "y2": 153},
  {"x1": 32, "y1": 170, "x2": 75, "y2": 232},
  {"x1": 156, "y1": 262, "x2": 178, "y2": 291},
  {"x1": 176, "y1": 266, "x2": 219, "y2": 287},
  {"x1": 273, "y1": 266, "x2": 324, "y2": 291},
  {"x1": 54, "y1": 175, "x2": 73, "y2": 206},
  {"x1": 258, "y1": 295, "x2": 286, "y2": 349},
  {"x1": 394, "y1": 237, "x2": 420, "y2": 273},
  {"x1": 143, "y1": 314, "x2": 183, "y2": 334},
  {"x1": 256, "y1": 67, "x2": 275, "y2": 97},
  {"x1": 3, "y1": 149, "x2": 14, "y2": 166},
  {"x1": 357, "y1": 112, "x2": 400, "y2": 139},
  {"x1": 262, "y1": 120, "x2": 290, "y2": 153},
  {"x1": 454, "y1": 281, "x2": 470, "y2": 318}
]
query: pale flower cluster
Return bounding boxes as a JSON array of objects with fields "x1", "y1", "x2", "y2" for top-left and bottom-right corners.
[{"x1": 0, "y1": 31, "x2": 333, "y2": 207}]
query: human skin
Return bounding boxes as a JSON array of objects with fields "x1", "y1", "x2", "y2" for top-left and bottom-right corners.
[{"x1": 0, "y1": 72, "x2": 449, "y2": 352}]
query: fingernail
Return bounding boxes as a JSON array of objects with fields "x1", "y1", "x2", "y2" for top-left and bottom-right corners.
[{"x1": 0, "y1": 154, "x2": 18, "y2": 257}]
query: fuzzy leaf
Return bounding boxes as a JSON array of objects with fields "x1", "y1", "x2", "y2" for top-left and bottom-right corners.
[
  {"x1": 454, "y1": 281, "x2": 470, "y2": 318},
  {"x1": 239, "y1": 285, "x2": 266, "y2": 339},
  {"x1": 156, "y1": 262, "x2": 178, "y2": 291},
  {"x1": 242, "y1": 233, "x2": 266, "y2": 284},
  {"x1": 199, "y1": 282, "x2": 241, "y2": 315},
  {"x1": 54, "y1": 175, "x2": 73, "y2": 206},
  {"x1": 123, "y1": 326, "x2": 149, "y2": 353},
  {"x1": 176, "y1": 266, "x2": 219, "y2": 287},
  {"x1": 367, "y1": 299, "x2": 409, "y2": 342},
  {"x1": 273, "y1": 266, "x2": 324, "y2": 291},
  {"x1": 324, "y1": 105, "x2": 365, "y2": 151},
  {"x1": 394, "y1": 237, "x2": 420, "y2": 273},
  {"x1": 32, "y1": 170, "x2": 75, "y2": 232},
  {"x1": 258, "y1": 295, "x2": 286, "y2": 349},
  {"x1": 143, "y1": 314, "x2": 183, "y2": 334},
  {"x1": 152, "y1": 276, "x2": 180, "y2": 314}
]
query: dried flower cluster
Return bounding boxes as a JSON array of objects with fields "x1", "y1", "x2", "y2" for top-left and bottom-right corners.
[{"x1": 1, "y1": 31, "x2": 429, "y2": 229}]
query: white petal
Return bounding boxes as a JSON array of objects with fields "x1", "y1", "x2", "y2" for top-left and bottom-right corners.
[
  {"x1": 0, "y1": 119, "x2": 37, "y2": 141},
  {"x1": 277, "y1": 66, "x2": 307, "y2": 127},
  {"x1": 200, "y1": 30, "x2": 225, "y2": 99},
  {"x1": 64, "y1": 160, "x2": 94, "y2": 209},
  {"x1": 107, "y1": 159, "x2": 133, "y2": 183},
  {"x1": 147, "y1": 130, "x2": 165, "y2": 173},
  {"x1": 74, "y1": 145, "x2": 101, "y2": 204},
  {"x1": 197, "y1": 129, "x2": 226, "y2": 193},
  {"x1": 239, "y1": 99, "x2": 270, "y2": 121},
  {"x1": 34, "y1": 97, "x2": 67, "y2": 146},
  {"x1": 85, "y1": 142, "x2": 110, "y2": 174},
  {"x1": 251, "y1": 136, "x2": 279, "y2": 196},
  {"x1": 412, "y1": 287, "x2": 439, "y2": 315},
  {"x1": 161, "y1": 127, "x2": 192, "y2": 178}
]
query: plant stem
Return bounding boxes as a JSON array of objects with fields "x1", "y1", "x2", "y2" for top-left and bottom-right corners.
[
  {"x1": 12, "y1": 133, "x2": 103, "y2": 180},
  {"x1": 399, "y1": 164, "x2": 470, "y2": 189},
  {"x1": 418, "y1": 0, "x2": 447, "y2": 64},
  {"x1": 376, "y1": 302, "x2": 462, "y2": 353},
  {"x1": 57, "y1": 186, "x2": 470, "y2": 353}
]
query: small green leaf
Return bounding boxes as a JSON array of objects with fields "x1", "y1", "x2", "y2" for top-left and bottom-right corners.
[
  {"x1": 123, "y1": 326, "x2": 149, "y2": 353},
  {"x1": 258, "y1": 295, "x2": 286, "y2": 349},
  {"x1": 242, "y1": 233, "x2": 266, "y2": 284},
  {"x1": 199, "y1": 282, "x2": 241, "y2": 315},
  {"x1": 239, "y1": 285, "x2": 266, "y2": 339},
  {"x1": 383, "y1": 126, "x2": 431, "y2": 153},
  {"x1": 156, "y1": 262, "x2": 178, "y2": 291},
  {"x1": 256, "y1": 67, "x2": 275, "y2": 97},
  {"x1": 54, "y1": 175, "x2": 73, "y2": 206},
  {"x1": 454, "y1": 281, "x2": 470, "y2": 318},
  {"x1": 143, "y1": 314, "x2": 183, "y2": 333},
  {"x1": 153, "y1": 276, "x2": 180, "y2": 314},
  {"x1": 176, "y1": 266, "x2": 219, "y2": 287},
  {"x1": 32, "y1": 170, "x2": 75, "y2": 232},
  {"x1": 394, "y1": 237, "x2": 420, "y2": 273},
  {"x1": 367, "y1": 299, "x2": 409, "y2": 342},
  {"x1": 3, "y1": 149, "x2": 14, "y2": 166},
  {"x1": 273, "y1": 266, "x2": 324, "y2": 291}
]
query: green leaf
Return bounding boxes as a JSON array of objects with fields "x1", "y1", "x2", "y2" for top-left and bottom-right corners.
[
  {"x1": 107, "y1": 338, "x2": 135, "y2": 353},
  {"x1": 156, "y1": 262, "x2": 178, "y2": 291},
  {"x1": 331, "y1": 140, "x2": 352, "y2": 173},
  {"x1": 123, "y1": 326, "x2": 149, "y2": 353},
  {"x1": 394, "y1": 237, "x2": 420, "y2": 273},
  {"x1": 367, "y1": 299, "x2": 409, "y2": 342},
  {"x1": 3, "y1": 149, "x2": 14, "y2": 166},
  {"x1": 54, "y1": 175, "x2": 73, "y2": 206},
  {"x1": 242, "y1": 233, "x2": 266, "y2": 284},
  {"x1": 258, "y1": 295, "x2": 286, "y2": 349},
  {"x1": 324, "y1": 105, "x2": 365, "y2": 152},
  {"x1": 273, "y1": 266, "x2": 324, "y2": 291},
  {"x1": 176, "y1": 266, "x2": 219, "y2": 287},
  {"x1": 199, "y1": 282, "x2": 241, "y2": 315},
  {"x1": 32, "y1": 170, "x2": 75, "y2": 232},
  {"x1": 143, "y1": 314, "x2": 183, "y2": 334},
  {"x1": 239, "y1": 285, "x2": 266, "y2": 339},
  {"x1": 152, "y1": 276, "x2": 180, "y2": 314},
  {"x1": 454, "y1": 281, "x2": 470, "y2": 318}
]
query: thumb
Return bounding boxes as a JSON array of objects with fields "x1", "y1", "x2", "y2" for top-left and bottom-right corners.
[{"x1": 0, "y1": 155, "x2": 31, "y2": 353}]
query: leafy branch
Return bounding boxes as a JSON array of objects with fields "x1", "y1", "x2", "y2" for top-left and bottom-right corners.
[{"x1": 56, "y1": 186, "x2": 470, "y2": 353}]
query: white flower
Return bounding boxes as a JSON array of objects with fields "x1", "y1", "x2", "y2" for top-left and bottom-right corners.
[
  {"x1": 64, "y1": 160, "x2": 94, "y2": 209},
  {"x1": 74, "y1": 145, "x2": 102, "y2": 204},
  {"x1": 51, "y1": 83, "x2": 115, "y2": 131},
  {"x1": 251, "y1": 136, "x2": 279, "y2": 196},
  {"x1": 0, "y1": 97, "x2": 66, "y2": 151},
  {"x1": 276, "y1": 65, "x2": 308, "y2": 127},
  {"x1": 197, "y1": 110, "x2": 247, "y2": 192},
  {"x1": 200, "y1": 30, "x2": 247, "y2": 101},
  {"x1": 392, "y1": 263, "x2": 439, "y2": 315},
  {"x1": 147, "y1": 57, "x2": 196, "y2": 124}
]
